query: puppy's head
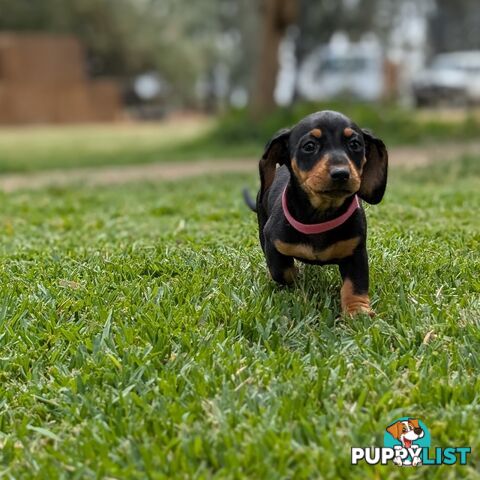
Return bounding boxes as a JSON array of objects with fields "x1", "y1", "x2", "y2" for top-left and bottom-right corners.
[
  {"x1": 386, "y1": 419, "x2": 424, "y2": 446},
  {"x1": 259, "y1": 111, "x2": 388, "y2": 208}
]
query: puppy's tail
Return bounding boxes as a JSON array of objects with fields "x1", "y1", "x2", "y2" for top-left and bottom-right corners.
[{"x1": 242, "y1": 188, "x2": 257, "y2": 212}]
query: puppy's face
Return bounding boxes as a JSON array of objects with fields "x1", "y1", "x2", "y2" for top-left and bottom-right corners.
[
  {"x1": 288, "y1": 112, "x2": 364, "y2": 207},
  {"x1": 387, "y1": 419, "x2": 424, "y2": 447},
  {"x1": 259, "y1": 110, "x2": 388, "y2": 208}
]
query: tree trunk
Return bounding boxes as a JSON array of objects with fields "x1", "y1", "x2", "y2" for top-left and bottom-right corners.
[{"x1": 250, "y1": 0, "x2": 298, "y2": 119}]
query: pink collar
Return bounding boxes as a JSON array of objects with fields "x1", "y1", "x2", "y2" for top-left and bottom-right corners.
[{"x1": 282, "y1": 187, "x2": 360, "y2": 235}]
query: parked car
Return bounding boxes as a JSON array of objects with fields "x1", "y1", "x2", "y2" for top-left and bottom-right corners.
[
  {"x1": 412, "y1": 51, "x2": 480, "y2": 107},
  {"x1": 297, "y1": 39, "x2": 385, "y2": 102}
]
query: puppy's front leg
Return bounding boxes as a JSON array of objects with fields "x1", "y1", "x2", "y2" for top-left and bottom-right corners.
[
  {"x1": 264, "y1": 239, "x2": 297, "y2": 286},
  {"x1": 338, "y1": 245, "x2": 373, "y2": 316}
]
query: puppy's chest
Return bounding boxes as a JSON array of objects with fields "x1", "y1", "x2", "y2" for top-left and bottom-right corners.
[{"x1": 274, "y1": 235, "x2": 360, "y2": 263}]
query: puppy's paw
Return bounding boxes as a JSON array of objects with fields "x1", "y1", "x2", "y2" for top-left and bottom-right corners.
[
  {"x1": 393, "y1": 457, "x2": 403, "y2": 466},
  {"x1": 269, "y1": 265, "x2": 298, "y2": 286},
  {"x1": 283, "y1": 265, "x2": 298, "y2": 285},
  {"x1": 342, "y1": 303, "x2": 375, "y2": 317},
  {"x1": 340, "y1": 279, "x2": 374, "y2": 317}
]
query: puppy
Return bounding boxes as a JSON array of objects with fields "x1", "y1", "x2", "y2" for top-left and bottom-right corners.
[
  {"x1": 386, "y1": 419, "x2": 424, "y2": 466},
  {"x1": 244, "y1": 110, "x2": 388, "y2": 316}
]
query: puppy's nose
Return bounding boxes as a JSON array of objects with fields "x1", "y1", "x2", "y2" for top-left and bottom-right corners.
[
  {"x1": 330, "y1": 166, "x2": 350, "y2": 181},
  {"x1": 414, "y1": 428, "x2": 423, "y2": 435}
]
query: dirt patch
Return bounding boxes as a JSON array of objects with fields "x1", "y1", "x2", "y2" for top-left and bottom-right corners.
[
  {"x1": 0, "y1": 160, "x2": 256, "y2": 192},
  {"x1": 390, "y1": 142, "x2": 480, "y2": 167},
  {"x1": 1, "y1": 142, "x2": 479, "y2": 193}
]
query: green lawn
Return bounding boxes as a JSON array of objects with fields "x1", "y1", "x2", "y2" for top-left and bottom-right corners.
[
  {"x1": 0, "y1": 156, "x2": 479, "y2": 478},
  {"x1": 0, "y1": 120, "x2": 215, "y2": 174},
  {"x1": 1, "y1": 103, "x2": 479, "y2": 173}
]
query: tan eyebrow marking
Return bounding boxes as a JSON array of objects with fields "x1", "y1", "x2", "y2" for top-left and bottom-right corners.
[
  {"x1": 310, "y1": 128, "x2": 322, "y2": 138},
  {"x1": 344, "y1": 127, "x2": 354, "y2": 137}
]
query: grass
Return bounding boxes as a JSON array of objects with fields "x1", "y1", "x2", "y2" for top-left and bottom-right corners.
[
  {"x1": 1, "y1": 103, "x2": 479, "y2": 173},
  {"x1": 0, "y1": 119, "x2": 213, "y2": 174},
  {"x1": 0, "y1": 156, "x2": 479, "y2": 478}
]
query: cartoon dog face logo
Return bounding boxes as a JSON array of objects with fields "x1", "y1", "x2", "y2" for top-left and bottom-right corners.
[{"x1": 386, "y1": 418, "x2": 425, "y2": 466}]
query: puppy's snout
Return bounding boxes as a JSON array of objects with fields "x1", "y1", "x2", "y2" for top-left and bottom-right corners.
[
  {"x1": 414, "y1": 428, "x2": 423, "y2": 435},
  {"x1": 330, "y1": 166, "x2": 350, "y2": 181}
]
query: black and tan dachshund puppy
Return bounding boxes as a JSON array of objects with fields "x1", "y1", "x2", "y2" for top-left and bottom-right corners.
[{"x1": 244, "y1": 110, "x2": 388, "y2": 316}]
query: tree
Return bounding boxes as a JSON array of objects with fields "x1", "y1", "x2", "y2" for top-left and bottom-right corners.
[{"x1": 250, "y1": 0, "x2": 299, "y2": 118}]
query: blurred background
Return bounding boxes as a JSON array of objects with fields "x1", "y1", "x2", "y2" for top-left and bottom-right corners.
[{"x1": 0, "y1": 0, "x2": 479, "y2": 179}]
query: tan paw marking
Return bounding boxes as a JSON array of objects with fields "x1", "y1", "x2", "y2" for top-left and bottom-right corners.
[
  {"x1": 341, "y1": 278, "x2": 374, "y2": 316},
  {"x1": 283, "y1": 265, "x2": 298, "y2": 284}
]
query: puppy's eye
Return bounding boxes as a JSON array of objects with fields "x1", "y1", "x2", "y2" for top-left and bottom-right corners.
[
  {"x1": 349, "y1": 139, "x2": 362, "y2": 152},
  {"x1": 302, "y1": 141, "x2": 317, "y2": 154}
]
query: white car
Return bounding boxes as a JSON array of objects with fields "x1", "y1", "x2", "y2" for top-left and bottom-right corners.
[
  {"x1": 412, "y1": 51, "x2": 480, "y2": 106},
  {"x1": 297, "y1": 41, "x2": 384, "y2": 102}
]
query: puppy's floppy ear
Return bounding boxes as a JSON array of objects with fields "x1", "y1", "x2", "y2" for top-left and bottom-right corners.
[
  {"x1": 386, "y1": 422, "x2": 402, "y2": 439},
  {"x1": 409, "y1": 419, "x2": 420, "y2": 429},
  {"x1": 259, "y1": 128, "x2": 291, "y2": 199},
  {"x1": 358, "y1": 129, "x2": 388, "y2": 204}
]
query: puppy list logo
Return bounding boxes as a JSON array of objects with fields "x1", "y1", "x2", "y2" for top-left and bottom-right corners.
[{"x1": 351, "y1": 417, "x2": 471, "y2": 466}]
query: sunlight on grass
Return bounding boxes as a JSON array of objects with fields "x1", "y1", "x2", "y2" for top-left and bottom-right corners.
[
  {"x1": 0, "y1": 157, "x2": 478, "y2": 478},
  {"x1": 0, "y1": 117, "x2": 214, "y2": 172}
]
